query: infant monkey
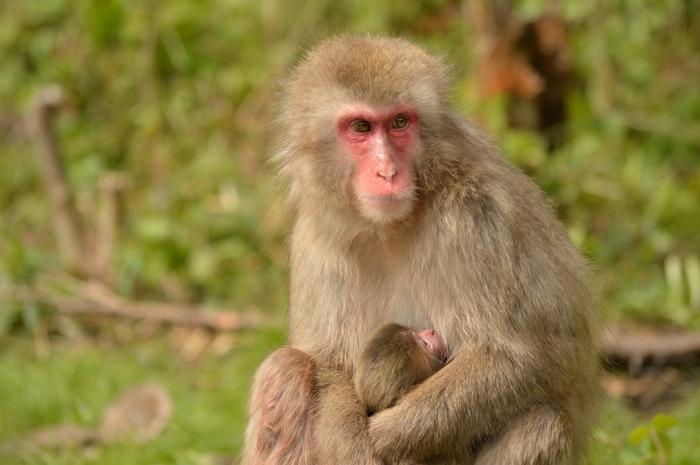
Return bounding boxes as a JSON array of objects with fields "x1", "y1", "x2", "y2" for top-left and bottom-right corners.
[{"x1": 354, "y1": 323, "x2": 447, "y2": 415}]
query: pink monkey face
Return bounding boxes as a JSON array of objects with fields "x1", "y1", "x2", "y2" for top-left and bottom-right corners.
[{"x1": 336, "y1": 105, "x2": 421, "y2": 223}]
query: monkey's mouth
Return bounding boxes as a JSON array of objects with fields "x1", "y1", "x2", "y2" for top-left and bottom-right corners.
[{"x1": 361, "y1": 192, "x2": 414, "y2": 210}]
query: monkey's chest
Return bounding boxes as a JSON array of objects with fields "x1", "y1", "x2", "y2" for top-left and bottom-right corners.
[{"x1": 354, "y1": 267, "x2": 468, "y2": 357}]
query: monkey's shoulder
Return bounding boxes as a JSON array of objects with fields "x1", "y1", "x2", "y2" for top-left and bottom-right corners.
[{"x1": 441, "y1": 142, "x2": 569, "y2": 240}]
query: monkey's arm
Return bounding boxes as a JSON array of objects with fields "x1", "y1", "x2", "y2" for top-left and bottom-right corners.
[
  {"x1": 316, "y1": 367, "x2": 384, "y2": 465},
  {"x1": 369, "y1": 345, "x2": 542, "y2": 461}
]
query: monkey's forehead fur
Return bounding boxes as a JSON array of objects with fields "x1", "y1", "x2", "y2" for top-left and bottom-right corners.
[{"x1": 287, "y1": 35, "x2": 451, "y2": 118}]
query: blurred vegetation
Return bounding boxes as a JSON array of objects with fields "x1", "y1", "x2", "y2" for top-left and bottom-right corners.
[{"x1": 0, "y1": 0, "x2": 699, "y2": 464}]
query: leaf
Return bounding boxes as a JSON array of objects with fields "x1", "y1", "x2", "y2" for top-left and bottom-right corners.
[
  {"x1": 658, "y1": 431, "x2": 672, "y2": 455},
  {"x1": 651, "y1": 413, "x2": 678, "y2": 432},
  {"x1": 628, "y1": 425, "x2": 650, "y2": 445}
]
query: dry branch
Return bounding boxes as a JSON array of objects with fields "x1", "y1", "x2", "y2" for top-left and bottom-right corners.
[
  {"x1": 27, "y1": 86, "x2": 87, "y2": 274},
  {"x1": 2, "y1": 284, "x2": 264, "y2": 332},
  {"x1": 94, "y1": 173, "x2": 127, "y2": 279},
  {"x1": 602, "y1": 325, "x2": 700, "y2": 372}
]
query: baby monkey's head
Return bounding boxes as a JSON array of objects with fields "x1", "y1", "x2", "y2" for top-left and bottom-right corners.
[{"x1": 355, "y1": 323, "x2": 446, "y2": 415}]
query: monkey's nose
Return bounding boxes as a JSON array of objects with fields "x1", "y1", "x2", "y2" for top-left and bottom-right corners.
[{"x1": 377, "y1": 166, "x2": 397, "y2": 181}]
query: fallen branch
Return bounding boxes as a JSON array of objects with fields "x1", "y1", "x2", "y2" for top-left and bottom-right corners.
[
  {"x1": 94, "y1": 173, "x2": 128, "y2": 280},
  {"x1": 601, "y1": 368, "x2": 681, "y2": 410},
  {"x1": 27, "y1": 86, "x2": 87, "y2": 274},
  {"x1": 602, "y1": 325, "x2": 700, "y2": 372},
  {"x1": 10, "y1": 283, "x2": 699, "y2": 363},
  {"x1": 2, "y1": 285, "x2": 264, "y2": 332}
]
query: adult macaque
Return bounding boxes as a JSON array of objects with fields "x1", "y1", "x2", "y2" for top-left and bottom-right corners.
[
  {"x1": 355, "y1": 323, "x2": 447, "y2": 416},
  {"x1": 243, "y1": 35, "x2": 597, "y2": 465}
]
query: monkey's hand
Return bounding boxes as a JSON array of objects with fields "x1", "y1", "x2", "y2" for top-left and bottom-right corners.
[
  {"x1": 368, "y1": 396, "x2": 448, "y2": 462},
  {"x1": 369, "y1": 347, "x2": 539, "y2": 461}
]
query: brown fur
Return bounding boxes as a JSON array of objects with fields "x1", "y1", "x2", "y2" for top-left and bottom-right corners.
[
  {"x1": 354, "y1": 323, "x2": 443, "y2": 416},
  {"x1": 243, "y1": 35, "x2": 598, "y2": 465},
  {"x1": 242, "y1": 348, "x2": 316, "y2": 465},
  {"x1": 315, "y1": 367, "x2": 383, "y2": 465}
]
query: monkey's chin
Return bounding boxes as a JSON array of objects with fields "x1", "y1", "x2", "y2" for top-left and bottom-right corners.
[{"x1": 357, "y1": 193, "x2": 415, "y2": 224}]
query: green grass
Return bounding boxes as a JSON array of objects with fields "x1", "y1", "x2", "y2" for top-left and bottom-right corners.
[
  {"x1": 2, "y1": 331, "x2": 700, "y2": 465},
  {"x1": 0, "y1": 329, "x2": 284, "y2": 465},
  {"x1": 591, "y1": 394, "x2": 700, "y2": 465}
]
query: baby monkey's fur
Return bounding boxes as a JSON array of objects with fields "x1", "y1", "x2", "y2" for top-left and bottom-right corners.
[{"x1": 355, "y1": 323, "x2": 445, "y2": 416}]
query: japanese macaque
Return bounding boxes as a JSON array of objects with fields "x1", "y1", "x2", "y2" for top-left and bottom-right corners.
[
  {"x1": 355, "y1": 323, "x2": 447, "y2": 416},
  {"x1": 243, "y1": 35, "x2": 598, "y2": 465}
]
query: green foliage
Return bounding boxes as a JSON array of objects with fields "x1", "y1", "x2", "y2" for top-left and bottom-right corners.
[
  {"x1": 0, "y1": 1, "x2": 699, "y2": 462},
  {"x1": 1, "y1": 0, "x2": 698, "y2": 326},
  {"x1": 461, "y1": 0, "x2": 700, "y2": 325},
  {"x1": 589, "y1": 399, "x2": 700, "y2": 465},
  {"x1": 0, "y1": 330, "x2": 285, "y2": 465},
  {"x1": 624, "y1": 413, "x2": 678, "y2": 464}
]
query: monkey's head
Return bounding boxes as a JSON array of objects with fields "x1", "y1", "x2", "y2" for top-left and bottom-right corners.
[
  {"x1": 355, "y1": 323, "x2": 446, "y2": 414},
  {"x1": 280, "y1": 35, "x2": 451, "y2": 224}
]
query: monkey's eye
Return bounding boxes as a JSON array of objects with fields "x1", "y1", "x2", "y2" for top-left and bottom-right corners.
[
  {"x1": 350, "y1": 120, "x2": 371, "y2": 133},
  {"x1": 391, "y1": 115, "x2": 410, "y2": 130}
]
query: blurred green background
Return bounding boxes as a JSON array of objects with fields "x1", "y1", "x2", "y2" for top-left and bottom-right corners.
[{"x1": 0, "y1": 0, "x2": 699, "y2": 464}]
